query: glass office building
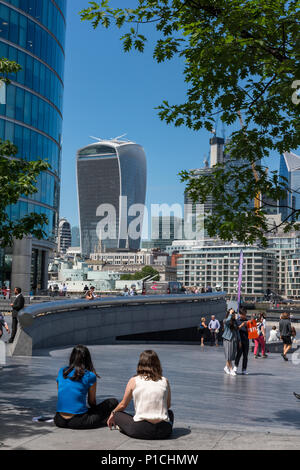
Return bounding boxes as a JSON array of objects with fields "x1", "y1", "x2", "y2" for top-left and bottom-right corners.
[
  {"x1": 0, "y1": 0, "x2": 66, "y2": 292},
  {"x1": 279, "y1": 152, "x2": 300, "y2": 222},
  {"x1": 77, "y1": 139, "x2": 147, "y2": 257}
]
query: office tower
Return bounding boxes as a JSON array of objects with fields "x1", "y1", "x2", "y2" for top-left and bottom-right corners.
[
  {"x1": 279, "y1": 152, "x2": 300, "y2": 222},
  {"x1": 148, "y1": 215, "x2": 183, "y2": 252},
  {"x1": 209, "y1": 136, "x2": 225, "y2": 167},
  {"x1": 58, "y1": 218, "x2": 71, "y2": 255},
  {"x1": 184, "y1": 137, "x2": 225, "y2": 239},
  {"x1": 0, "y1": 0, "x2": 66, "y2": 292},
  {"x1": 71, "y1": 226, "x2": 80, "y2": 247},
  {"x1": 77, "y1": 138, "x2": 147, "y2": 256}
]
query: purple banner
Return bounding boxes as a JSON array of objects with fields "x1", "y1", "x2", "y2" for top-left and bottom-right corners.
[{"x1": 237, "y1": 250, "x2": 244, "y2": 312}]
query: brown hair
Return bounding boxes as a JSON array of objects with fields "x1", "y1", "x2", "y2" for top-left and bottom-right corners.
[
  {"x1": 281, "y1": 312, "x2": 289, "y2": 320},
  {"x1": 136, "y1": 350, "x2": 163, "y2": 382}
]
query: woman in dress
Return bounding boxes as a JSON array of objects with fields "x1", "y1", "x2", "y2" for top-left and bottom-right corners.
[
  {"x1": 198, "y1": 317, "x2": 208, "y2": 347},
  {"x1": 222, "y1": 310, "x2": 241, "y2": 376},
  {"x1": 107, "y1": 350, "x2": 174, "y2": 440}
]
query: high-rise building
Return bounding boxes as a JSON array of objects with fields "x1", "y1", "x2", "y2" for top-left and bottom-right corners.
[
  {"x1": 58, "y1": 218, "x2": 71, "y2": 255},
  {"x1": 184, "y1": 137, "x2": 225, "y2": 239},
  {"x1": 142, "y1": 215, "x2": 183, "y2": 252},
  {"x1": 0, "y1": 0, "x2": 66, "y2": 293},
  {"x1": 279, "y1": 152, "x2": 300, "y2": 222},
  {"x1": 77, "y1": 139, "x2": 147, "y2": 256},
  {"x1": 71, "y1": 226, "x2": 80, "y2": 247}
]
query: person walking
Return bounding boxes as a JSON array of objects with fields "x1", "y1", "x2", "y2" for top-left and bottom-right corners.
[
  {"x1": 233, "y1": 309, "x2": 249, "y2": 375},
  {"x1": 222, "y1": 310, "x2": 241, "y2": 376},
  {"x1": 254, "y1": 314, "x2": 268, "y2": 359},
  {"x1": 208, "y1": 315, "x2": 221, "y2": 346},
  {"x1": 107, "y1": 350, "x2": 174, "y2": 440},
  {"x1": 8, "y1": 287, "x2": 25, "y2": 344},
  {"x1": 279, "y1": 312, "x2": 293, "y2": 361},
  {"x1": 54, "y1": 345, "x2": 118, "y2": 429},
  {"x1": 198, "y1": 317, "x2": 208, "y2": 347}
]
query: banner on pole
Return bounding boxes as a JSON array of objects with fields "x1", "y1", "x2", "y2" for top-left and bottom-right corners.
[{"x1": 237, "y1": 249, "x2": 244, "y2": 312}]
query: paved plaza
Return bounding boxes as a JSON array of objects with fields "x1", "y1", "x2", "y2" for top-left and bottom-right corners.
[{"x1": 1, "y1": 333, "x2": 300, "y2": 450}]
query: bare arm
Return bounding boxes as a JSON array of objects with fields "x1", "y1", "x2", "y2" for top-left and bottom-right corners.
[
  {"x1": 107, "y1": 377, "x2": 135, "y2": 429},
  {"x1": 167, "y1": 379, "x2": 171, "y2": 409}
]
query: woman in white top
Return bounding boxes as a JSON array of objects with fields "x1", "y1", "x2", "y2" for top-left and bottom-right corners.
[{"x1": 107, "y1": 350, "x2": 173, "y2": 440}]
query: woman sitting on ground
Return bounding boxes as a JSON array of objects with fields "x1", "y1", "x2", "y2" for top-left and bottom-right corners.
[
  {"x1": 107, "y1": 350, "x2": 174, "y2": 440},
  {"x1": 54, "y1": 344, "x2": 118, "y2": 429}
]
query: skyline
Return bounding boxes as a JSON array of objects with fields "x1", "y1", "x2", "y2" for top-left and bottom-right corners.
[{"x1": 60, "y1": 0, "x2": 299, "y2": 230}]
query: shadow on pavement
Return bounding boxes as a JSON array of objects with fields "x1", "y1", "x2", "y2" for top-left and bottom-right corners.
[{"x1": 170, "y1": 427, "x2": 192, "y2": 439}]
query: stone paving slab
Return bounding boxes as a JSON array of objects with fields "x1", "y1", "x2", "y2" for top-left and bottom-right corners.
[{"x1": 1, "y1": 340, "x2": 300, "y2": 450}]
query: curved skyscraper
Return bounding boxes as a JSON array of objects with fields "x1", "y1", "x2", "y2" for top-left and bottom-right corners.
[
  {"x1": 77, "y1": 139, "x2": 147, "y2": 256},
  {"x1": 0, "y1": 0, "x2": 66, "y2": 292}
]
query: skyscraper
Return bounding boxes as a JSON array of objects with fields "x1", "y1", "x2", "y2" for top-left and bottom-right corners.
[
  {"x1": 279, "y1": 152, "x2": 300, "y2": 222},
  {"x1": 184, "y1": 136, "x2": 225, "y2": 239},
  {"x1": 77, "y1": 139, "x2": 147, "y2": 256},
  {"x1": 58, "y1": 218, "x2": 71, "y2": 255},
  {"x1": 0, "y1": 0, "x2": 66, "y2": 292}
]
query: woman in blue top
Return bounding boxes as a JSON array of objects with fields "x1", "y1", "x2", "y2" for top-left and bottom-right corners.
[{"x1": 54, "y1": 345, "x2": 118, "y2": 429}]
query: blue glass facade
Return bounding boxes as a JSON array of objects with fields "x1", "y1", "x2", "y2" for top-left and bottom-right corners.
[{"x1": 0, "y1": 0, "x2": 66, "y2": 241}]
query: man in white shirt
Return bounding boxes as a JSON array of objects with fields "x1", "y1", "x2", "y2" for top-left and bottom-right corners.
[{"x1": 208, "y1": 315, "x2": 221, "y2": 346}]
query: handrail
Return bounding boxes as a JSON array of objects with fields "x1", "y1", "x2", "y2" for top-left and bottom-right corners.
[{"x1": 18, "y1": 292, "x2": 227, "y2": 327}]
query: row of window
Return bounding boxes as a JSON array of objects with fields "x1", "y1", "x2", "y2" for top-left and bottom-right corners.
[
  {"x1": 6, "y1": 200, "x2": 56, "y2": 240},
  {"x1": 0, "y1": 4, "x2": 65, "y2": 78},
  {"x1": 0, "y1": 119, "x2": 61, "y2": 176},
  {"x1": 4, "y1": 0, "x2": 66, "y2": 45},
  {"x1": 0, "y1": 41, "x2": 64, "y2": 111},
  {"x1": 25, "y1": 170, "x2": 59, "y2": 208},
  {"x1": 0, "y1": 84, "x2": 62, "y2": 143}
]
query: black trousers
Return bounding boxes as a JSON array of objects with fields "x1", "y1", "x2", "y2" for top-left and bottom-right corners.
[
  {"x1": 235, "y1": 337, "x2": 249, "y2": 370},
  {"x1": 9, "y1": 317, "x2": 18, "y2": 343},
  {"x1": 54, "y1": 398, "x2": 118, "y2": 430},
  {"x1": 114, "y1": 410, "x2": 174, "y2": 440}
]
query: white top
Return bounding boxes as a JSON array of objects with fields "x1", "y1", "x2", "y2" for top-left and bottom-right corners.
[
  {"x1": 268, "y1": 330, "x2": 280, "y2": 342},
  {"x1": 132, "y1": 376, "x2": 170, "y2": 423}
]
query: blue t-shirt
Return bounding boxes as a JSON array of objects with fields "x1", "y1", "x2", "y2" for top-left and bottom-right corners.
[{"x1": 56, "y1": 367, "x2": 97, "y2": 414}]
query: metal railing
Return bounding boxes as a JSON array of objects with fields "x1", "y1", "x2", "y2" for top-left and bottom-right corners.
[{"x1": 19, "y1": 292, "x2": 227, "y2": 328}]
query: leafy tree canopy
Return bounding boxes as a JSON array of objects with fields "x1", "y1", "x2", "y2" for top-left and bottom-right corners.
[
  {"x1": 81, "y1": 0, "x2": 300, "y2": 246},
  {"x1": 120, "y1": 265, "x2": 160, "y2": 280},
  {"x1": 0, "y1": 58, "x2": 50, "y2": 247}
]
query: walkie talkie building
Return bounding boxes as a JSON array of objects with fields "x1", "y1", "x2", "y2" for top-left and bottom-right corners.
[{"x1": 76, "y1": 139, "x2": 147, "y2": 256}]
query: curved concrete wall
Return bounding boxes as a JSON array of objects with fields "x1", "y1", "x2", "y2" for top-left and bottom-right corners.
[{"x1": 10, "y1": 294, "x2": 227, "y2": 356}]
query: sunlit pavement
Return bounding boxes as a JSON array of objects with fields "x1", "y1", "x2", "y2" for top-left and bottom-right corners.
[{"x1": 1, "y1": 338, "x2": 300, "y2": 450}]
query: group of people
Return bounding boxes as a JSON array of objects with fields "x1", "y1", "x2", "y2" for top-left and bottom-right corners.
[
  {"x1": 123, "y1": 285, "x2": 138, "y2": 296},
  {"x1": 220, "y1": 309, "x2": 296, "y2": 375},
  {"x1": 54, "y1": 346, "x2": 173, "y2": 440}
]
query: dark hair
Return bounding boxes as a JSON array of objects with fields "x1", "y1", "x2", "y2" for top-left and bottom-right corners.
[
  {"x1": 15, "y1": 287, "x2": 22, "y2": 294},
  {"x1": 63, "y1": 345, "x2": 100, "y2": 381},
  {"x1": 225, "y1": 310, "x2": 237, "y2": 331},
  {"x1": 136, "y1": 350, "x2": 163, "y2": 382}
]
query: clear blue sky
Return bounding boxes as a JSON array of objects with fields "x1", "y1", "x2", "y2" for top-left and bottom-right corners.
[{"x1": 60, "y1": 0, "x2": 288, "y2": 231}]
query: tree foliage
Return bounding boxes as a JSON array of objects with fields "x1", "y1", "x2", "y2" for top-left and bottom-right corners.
[
  {"x1": 120, "y1": 265, "x2": 160, "y2": 280},
  {"x1": 81, "y1": 0, "x2": 300, "y2": 246},
  {"x1": 0, "y1": 58, "x2": 50, "y2": 247}
]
